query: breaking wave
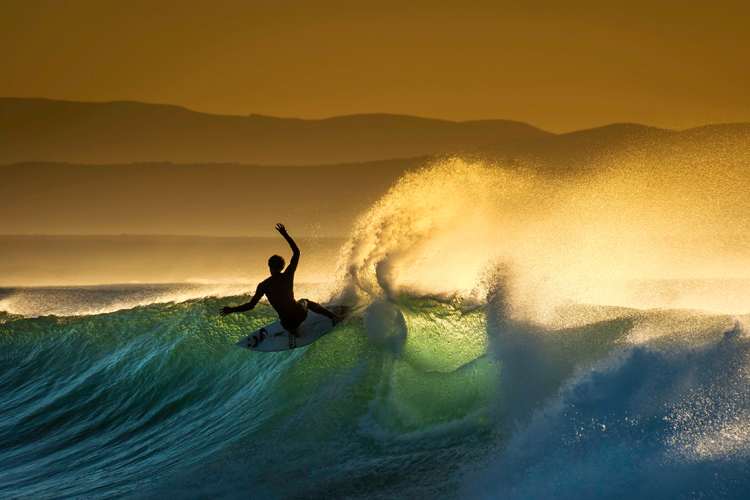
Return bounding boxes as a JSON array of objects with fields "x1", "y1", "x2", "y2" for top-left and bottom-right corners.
[{"x1": 2, "y1": 156, "x2": 750, "y2": 498}]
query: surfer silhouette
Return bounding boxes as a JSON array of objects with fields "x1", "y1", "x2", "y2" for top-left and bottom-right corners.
[{"x1": 220, "y1": 223, "x2": 338, "y2": 337}]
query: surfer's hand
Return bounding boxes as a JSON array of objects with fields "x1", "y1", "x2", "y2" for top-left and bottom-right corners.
[
  {"x1": 275, "y1": 223, "x2": 288, "y2": 235},
  {"x1": 220, "y1": 306, "x2": 234, "y2": 317}
]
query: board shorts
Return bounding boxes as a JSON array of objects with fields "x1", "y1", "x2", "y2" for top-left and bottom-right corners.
[{"x1": 280, "y1": 299, "x2": 309, "y2": 332}]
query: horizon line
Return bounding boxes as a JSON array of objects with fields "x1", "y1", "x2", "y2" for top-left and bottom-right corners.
[{"x1": 0, "y1": 233, "x2": 349, "y2": 239}]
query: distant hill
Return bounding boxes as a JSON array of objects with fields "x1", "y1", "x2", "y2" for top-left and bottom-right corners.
[
  {"x1": 0, "y1": 158, "x2": 424, "y2": 237},
  {"x1": 0, "y1": 98, "x2": 552, "y2": 165},
  {"x1": 483, "y1": 121, "x2": 750, "y2": 175},
  {"x1": 2, "y1": 118, "x2": 747, "y2": 238}
]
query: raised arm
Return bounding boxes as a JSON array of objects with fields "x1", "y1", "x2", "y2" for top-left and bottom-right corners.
[
  {"x1": 275, "y1": 223, "x2": 300, "y2": 274},
  {"x1": 220, "y1": 284, "x2": 264, "y2": 316}
]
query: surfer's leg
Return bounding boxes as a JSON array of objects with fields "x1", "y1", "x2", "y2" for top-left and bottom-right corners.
[
  {"x1": 306, "y1": 300, "x2": 334, "y2": 319},
  {"x1": 305, "y1": 299, "x2": 345, "y2": 325}
]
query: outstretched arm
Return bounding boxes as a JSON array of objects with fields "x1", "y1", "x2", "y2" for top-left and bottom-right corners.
[
  {"x1": 275, "y1": 223, "x2": 300, "y2": 274},
  {"x1": 220, "y1": 284, "x2": 264, "y2": 317}
]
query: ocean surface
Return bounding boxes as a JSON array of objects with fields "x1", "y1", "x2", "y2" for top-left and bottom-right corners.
[
  {"x1": 2, "y1": 158, "x2": 749, "y2": 499},
  {"x1": 1, "y1": 284, "x2": 749, "y2": 499}
]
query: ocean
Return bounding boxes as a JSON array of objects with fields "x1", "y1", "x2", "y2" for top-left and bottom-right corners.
[{"x1": 2, "y1": 158, "x2": 749, "y2": 499}]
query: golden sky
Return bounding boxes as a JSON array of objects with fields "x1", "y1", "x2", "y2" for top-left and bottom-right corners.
[{"x1": 1, "y1": 0, "x2": 748, "y2": 132}]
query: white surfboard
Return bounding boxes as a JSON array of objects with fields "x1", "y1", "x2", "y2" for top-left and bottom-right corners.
[{"x1": 237, "y1": 305, "x2": 351, "y2": 352}]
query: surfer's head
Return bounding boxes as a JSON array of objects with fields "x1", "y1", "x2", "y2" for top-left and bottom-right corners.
[{"x1": 268, "y1": 254, "x2": 285, "y2": 274}]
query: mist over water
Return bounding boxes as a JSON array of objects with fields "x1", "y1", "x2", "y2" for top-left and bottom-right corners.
[{"x1": 339, "y1": 153, "x2": 750, "y2": 314}]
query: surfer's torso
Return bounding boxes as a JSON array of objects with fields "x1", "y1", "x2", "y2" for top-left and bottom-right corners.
[{"x1": 257, "y1": 257, "x2": 307, "y2": 328}]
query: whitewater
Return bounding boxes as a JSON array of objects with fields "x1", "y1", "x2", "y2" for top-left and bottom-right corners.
[{"x1": 2, "y1": 156, "x2": 750, "y2": 499}]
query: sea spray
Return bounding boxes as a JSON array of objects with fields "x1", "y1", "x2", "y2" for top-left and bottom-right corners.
[
  {"x1": 463, "y1": 315, "x2": 750, "y2": 500},
  {"x1": 336, "y1": 157, "x2": 553, "y2": 301},
  {"x1": 335, "y1": 154, "x2": 750, "y2": 315}
]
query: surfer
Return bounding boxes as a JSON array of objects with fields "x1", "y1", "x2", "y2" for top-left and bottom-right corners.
[{"x1": 220, "y1": 223, "x2": 338, "y2": 337}]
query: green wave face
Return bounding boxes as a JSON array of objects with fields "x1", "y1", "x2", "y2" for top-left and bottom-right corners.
[
  {"x1": 371, "y1": 297, "x2": 498, "y2": 432},
  {"x1": 0, "y1": 294, "x2": 503, "y2": 499}
]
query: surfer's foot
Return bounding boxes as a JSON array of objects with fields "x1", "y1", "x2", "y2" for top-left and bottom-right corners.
[{"x1": 332, "y1": 313, "x2": 344, "y2": 326}]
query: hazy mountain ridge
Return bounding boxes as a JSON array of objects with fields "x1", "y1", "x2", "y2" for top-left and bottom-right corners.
[
  {"x1": 460, "y1": 121, "x2": 749, "y2": 177},
  {"x1": 0, "y1": 158, "x2": 424, "y2": 237},
  {"x1": 2, "y1": 116, "x2": 748, "y2": 236},
  {"x1": 0, "y1": 98, "x2": 552, "y2": 165},
  {"x1": 3, "y1": 97, "x2": 747, "y2": 173},
  {"x1": 2, "y1": 115, "x2": 748, "y2": 285}
]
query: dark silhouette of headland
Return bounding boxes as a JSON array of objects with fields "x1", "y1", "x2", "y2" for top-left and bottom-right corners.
[{"x1": 0, "y1": 98, "x2": 552, "y2": 165}]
